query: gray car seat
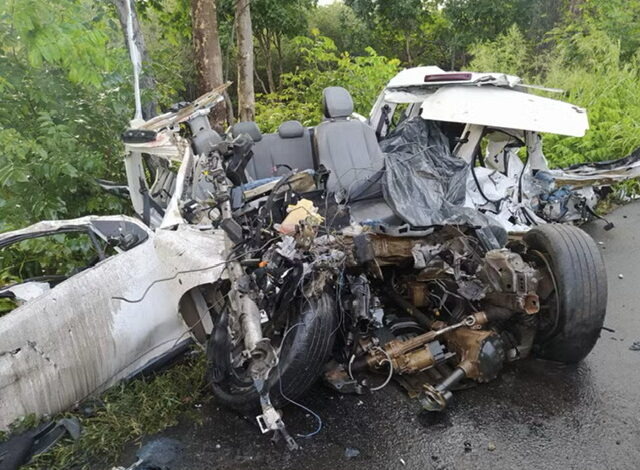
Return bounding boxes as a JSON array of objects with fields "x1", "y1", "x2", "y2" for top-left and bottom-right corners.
[
  {"x1": 314, "y1": 87, "x2": 384, "y2": 200},
  {"x1": 232, "y1": 121, "x2": 314, "y2": 180},
  {"x1": 231, "y1": 121, "x2": 263, "y2": 142}
]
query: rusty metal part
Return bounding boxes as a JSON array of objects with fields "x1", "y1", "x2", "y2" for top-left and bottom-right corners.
[
  {"x1": 420, "y1": 365, "x2": 468, "y2": 411},
  {"x1": 485, "y1": 292, "x2": 540, "y2": 315},
  {"x1": 338, "y1": 234, "x2": 423, "y2": 266},
  {"x1": 408, "y1": 281, "x2": 429, "y2": 307},
  {"x1": 387, "y1": 289, "x2": 433, "y2": 328},
  {"x1": 323, "y1": 362, "x2": 364, "y2": 394},
  {"x1": 421, "y1": 327, "x2": 505, "y2": 411},
  {"x1": 471, "y1": 311, "x2": 489, "y2": 326},
  {"x1": 422, "y1": 383, "x2": 451, "y2": 411},
  {"x1": 443, "y1": 327, "x2": 505, "y2": 382},
  {"x1": 481, "y1": 248, "x2": 541, "y2": 314},
  {"x1": 361, "y1": 313, "x2": 486, "y2": 375},
  {"x1": 523, "y1": 293, "x2": 539, "y2": 314},
  {"x1": 483, "y1": 249, "x2": 535, "y2": 292},
  {"x1": 391, "y1": 345, "x2": 437, "y2": 374}
]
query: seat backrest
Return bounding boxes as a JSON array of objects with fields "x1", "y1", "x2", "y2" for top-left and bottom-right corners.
[
  {"x1": 235, "y1": 121, "x2": 314, "y2": 181},
  {"x1": 231, "y1": 121, "x2": 263, "y2": 142},
  {"x1": 314, "y1": 87, "x2": 384, "y2": 199}
]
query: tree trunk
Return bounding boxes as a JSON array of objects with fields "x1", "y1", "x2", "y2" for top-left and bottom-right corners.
[
  {"x1": 404, "y1": 33, "x2": 413, "y2": 65},
  {"x1": 257, "y1": 30, "x2": 275, "y2": 94},
  {"x1": 110, "y1": 0, "x2": 157, "y2": 119},
  {"x1": 254, "y1": 65, "x2": 269, "y2": 95},
  {"x1": 569, "y1": 0, "x2": 585, "y2": 17},
  {"x1": 275, "y1": 34, "x2": 284, "y2": 88},
  {"x1": 235, "y1": 0, "x2": 255, "y2": 122},
  {"x1": 190, "y1": 0, "x2": 227, "y2": 126},
  {"x1": 273, "y1": 33, "x2": 284, "y2": 88}
]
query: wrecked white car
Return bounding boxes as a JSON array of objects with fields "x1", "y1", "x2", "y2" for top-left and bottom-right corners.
[
  {"x1": 1, "y1": 68, "x2": 633, "y2": 450},
  {"x1": 370, "y1": 66, "x2": 640, "y2": 231}
]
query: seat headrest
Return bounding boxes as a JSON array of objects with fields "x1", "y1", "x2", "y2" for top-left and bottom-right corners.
[
  {"x1": 278, "y1": 120, "x2": 305, "y2": 139},
  {"x1": 231, "y1": 121, "x2": 262, "y2": 142},
  {"x1": 322, "y1": 86, "x2": 354, "y2": 119}
]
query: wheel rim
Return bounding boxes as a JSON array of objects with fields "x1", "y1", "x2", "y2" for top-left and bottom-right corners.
[{"x1": 528, "y1": 249, "x2": 561, "y2": 342}]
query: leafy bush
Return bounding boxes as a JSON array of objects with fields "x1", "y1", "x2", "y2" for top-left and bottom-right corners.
[
  {"x1": 541, "y1": 28, "x2": 640, "y2": 166},
  {"x1": 0, "y1": 0, "x2": 132, "y2": 232},
  {"x1": 468, "y1": 25, "x2": 533, "y2": 76},
  {"x1": 255, "y1": 32, "x2": 400, "y2": 132}
]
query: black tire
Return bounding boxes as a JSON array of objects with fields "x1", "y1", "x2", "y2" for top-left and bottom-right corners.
[
  {"x1": 524, "y1": 224, "x2": 607, "y2": 363},
  {"x1": 207, "y1": 291, "x2": 337, "y2": 413}
]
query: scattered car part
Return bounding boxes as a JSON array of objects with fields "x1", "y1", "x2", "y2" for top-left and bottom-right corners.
[{"x1": 0, "y1": 418, "x2": 81, "y2": 470}]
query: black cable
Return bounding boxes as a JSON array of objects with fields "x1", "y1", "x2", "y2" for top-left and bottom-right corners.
[
  {"x1": 111, "y1": 235, "x2": 279, "y2": 304},
  {"x1": 471, "y1": 151, "x2": 505, "y2": 212},
  {"x1": 517, "y1": 148, "x2": 531, "y2": 203}
]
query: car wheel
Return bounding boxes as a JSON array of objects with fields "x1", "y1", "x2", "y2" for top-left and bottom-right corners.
[
  {"x1": 207, "y1": 289, "x2": 337, "y2": 412},
  {"x1": 524, "y1": 224, "x2": 607, "y2": 363}
]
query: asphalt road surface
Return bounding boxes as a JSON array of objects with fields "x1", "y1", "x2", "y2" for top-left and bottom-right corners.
[{"x1": 122, "y1": 202, "x2": 640, "y2": 470}]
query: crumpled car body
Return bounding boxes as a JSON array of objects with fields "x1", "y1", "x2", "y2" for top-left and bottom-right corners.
[
  {"x1": 369, "y1": 66, "x2": 638, "y2": 232},
  {"x1": 0, "y1": 89, "x2": 233, "y2": 431},
  {"x1": 0, "y1": 67, "x2": 626, "y2": 437},
  {"x1": 0, "y1": 220, "x2": 223, "y2": 429}
]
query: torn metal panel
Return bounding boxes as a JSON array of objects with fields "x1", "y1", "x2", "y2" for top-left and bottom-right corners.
[
  {"x1": 0, "y1": 281, "x2": 50, "y2": 303},
  {"x1": 160, "y1": 144, "x2": 195, "y2": 229},
  {"x1": 384, "y1": 66, "x2": 522, "y2": 91},
  {"x1": 0, "y1": 215, "x2": 150, "y2": 249},
  {"x1": 419, "y1": 86, "x2": 589, "y2": 137},
  {"x1": 0, "y1": 221, "x2": 225, "y2": 430}
]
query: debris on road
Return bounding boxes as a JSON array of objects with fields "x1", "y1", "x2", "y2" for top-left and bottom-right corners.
[
  {"x1": 344, "y1": 447, "x2": 360, "y2": 459},
  {"x1": 0, "y1": 418, "x2": 81, "y2": 470},
  {"x1": 128, "y1": 438, "x2": 184, "y2": 470}
]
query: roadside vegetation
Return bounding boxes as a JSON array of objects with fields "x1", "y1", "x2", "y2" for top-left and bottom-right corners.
[
  {"x1": 2, "y1": 0, "x2": 640, "y2": 466},
  {"x1": 7, "y1": 352, "x2": 209, "y2": 469}
]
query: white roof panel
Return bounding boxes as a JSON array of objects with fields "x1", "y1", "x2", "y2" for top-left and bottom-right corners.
[{"x1": 419, "y1": 86, "x2": 588, "y2": 137}]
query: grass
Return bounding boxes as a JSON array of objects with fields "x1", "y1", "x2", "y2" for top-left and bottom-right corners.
[
  {"x1": 594, "y1": 180, "x2": 640, "y2": 216},
  {"x1": 10, "y1": 349, "x2": 211, "y2": 470}
]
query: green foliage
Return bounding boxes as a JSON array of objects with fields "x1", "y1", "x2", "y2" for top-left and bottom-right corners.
[
  {"x1": 7, "y1": 0, "x2": 113, "y2": 86},
  {"x1": 542, "y1": 31, "x2": 640, "y2": 166},
  {"x1": 308, "y1": 3, "x2": 372, "y2": 56},
  {"x1": 140, "y1": 0, "x2": 199, "y2": 104},
  {"x1": 346, "y1": 0, "x2": 437, "y2": 64},
  {"x1": 251, "y1": 0, "x2": 313, "y2": 37},
  {"x1": 255, "y1": 33, "x2": 400, "y2": 132},
  {"x1": 581, "y1": 0, "x2": 640, "y2": 61},
  {"x1": 0, "y1": 0, "x2": 131, "y2": 231},
  {"x1": 468, "y1": 25, "x2": 532, "y2": 76},
  {"x1": 24, "y1": 351, "x2": 209, "y2": 469},
  {"x1": 0, "y1": 233, "x2": 107, "y2": 285}
]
